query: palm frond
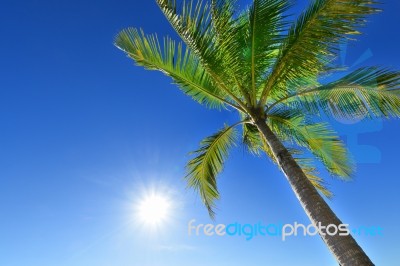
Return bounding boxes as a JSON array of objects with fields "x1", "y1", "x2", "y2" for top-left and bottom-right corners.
[
  {"x1": 268, "y1": 110, "x2": 355, "y2": 179},
  {"x1": 242, "y1": 122, "x2": 264, "y2": 156},
  {"x1": 244, "y1": 0, "x2": 290, "y2": 103},
  {"x1": 156, "y1": 0, "x2": 214, "y2": 63},
  {"x1": 242, "y1": 122, "x2": 333, "y2": 196},
  {"x1": 186, "y1": 124, "x2": 238, "y2": 218},
  {"x1": 293, "y1": 155, "x2": 333, "y2": 198},
  {"x1": 115, "y1": 28, "x2": 240, "y2": 110},
  {"x1": 211, "y1": 0, "x2": 252, "y2": 103},
  {"x1": 259, "y1": 0, "x2": 380, "y2": 104},
  {"x1": 268, "y1": 67, "x2": 400, "y2": 119},
  {"x1": 156, "y1": 0, "x2": 248, "y2": 107}
]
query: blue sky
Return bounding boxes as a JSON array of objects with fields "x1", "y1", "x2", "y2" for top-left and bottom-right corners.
[{"x1": 0, "y1": 1, "x2": 399, "y2": 265}]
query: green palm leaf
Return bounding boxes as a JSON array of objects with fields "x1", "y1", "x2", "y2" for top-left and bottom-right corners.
[
  {"x1": 115, "y1": 28, "x2": 239, "y2": 109},
  {"x1": 186, "y1": 124, "x2": 238, "y2": 218},
  {"x1": 269, "y1": 67, "x2": 400, "y2": 119},
  {"x1": 268, "y1": 110, "x2": 354, "y2": 179},
  {"x1": 156, "y1": 0, "x2": 250, "y2": 108},
  {"x1": 210, "y1": 0, "x2": 252, "y2": 103},
  {"x1": 156, "y1": 0, "x2": 214, "y2": 63},
  {"x1": 244, "y1": 0, "x2": 290, "y2": 103},
  {"x1": 242, "y1": 123, "x2": 264, "y2": 156},
  {"x1": 259, "y1": 0, "x2": 379, "y2": 104}
]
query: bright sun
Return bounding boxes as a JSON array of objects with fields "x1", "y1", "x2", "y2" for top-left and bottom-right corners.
[{"x1": 137, "y1": 193, "x2": 170, "y2": 226}]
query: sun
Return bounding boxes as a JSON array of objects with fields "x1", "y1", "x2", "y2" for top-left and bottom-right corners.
[{"x1": 137, "y1": 193, "x2": 171, "y2": 226}]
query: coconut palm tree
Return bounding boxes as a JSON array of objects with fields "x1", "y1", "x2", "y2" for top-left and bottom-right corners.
[{"x1": 115, "y1": 0, "x2": 400, "y2": 265}]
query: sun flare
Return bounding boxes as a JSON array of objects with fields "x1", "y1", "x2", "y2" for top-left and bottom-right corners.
[{"x1": 137, "y1": 193, "x2": 170, "y2": 225}]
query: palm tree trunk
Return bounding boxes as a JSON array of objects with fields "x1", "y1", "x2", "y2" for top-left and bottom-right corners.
[{"x1": 254, "y1": 118, "x2": 374, "y2": 266}]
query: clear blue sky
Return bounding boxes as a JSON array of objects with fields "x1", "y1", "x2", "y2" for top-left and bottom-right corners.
[{"x1": 0, "y1": 1, "x2": 399, "y2": 266}]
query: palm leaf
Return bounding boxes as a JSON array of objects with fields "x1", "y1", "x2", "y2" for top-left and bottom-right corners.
[
  {"x1": 259, "y1": 0, "x2": 380, "y2": 104},
  {"x1": 268, "y1": 67, "x2": 400, "y2": 119},
  {"x1": 244, "y1": 0, "x2": 290, "y2": 103},
  {"x1": 210, "y1": 0, "x2": 252, "y2": 103},
  {"x1": 156, "y1": 0, "x2": 214, "y2": 63},
  {"x1": 186, "y1": 124, "x2": 238, "y2": 218},
  {"x1": 268, "y1": 110, "x2": 354, "y2": 179},
  {"x1": 156, "y1": 0, "x2": 248, "y2": 107},
  {"x1": 115, "y1": 28, "x2": 239, "y2": 109},
  {"x1": 242, "y1": 123, "x2": 264, "y2": 156}
]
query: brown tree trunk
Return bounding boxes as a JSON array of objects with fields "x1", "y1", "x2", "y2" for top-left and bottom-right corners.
[{"x1": 254, "y1": 118, "x2": 374, "y2": 266}]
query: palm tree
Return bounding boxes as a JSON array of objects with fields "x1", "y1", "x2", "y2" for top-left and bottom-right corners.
[{"x1": 115, "y1": 0, "x2": 400, "y2": 265}]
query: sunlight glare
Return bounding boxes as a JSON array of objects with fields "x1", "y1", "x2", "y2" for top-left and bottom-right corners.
[{"x1": 137, "y1": 193, "x2": 170, "y2": 226}]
